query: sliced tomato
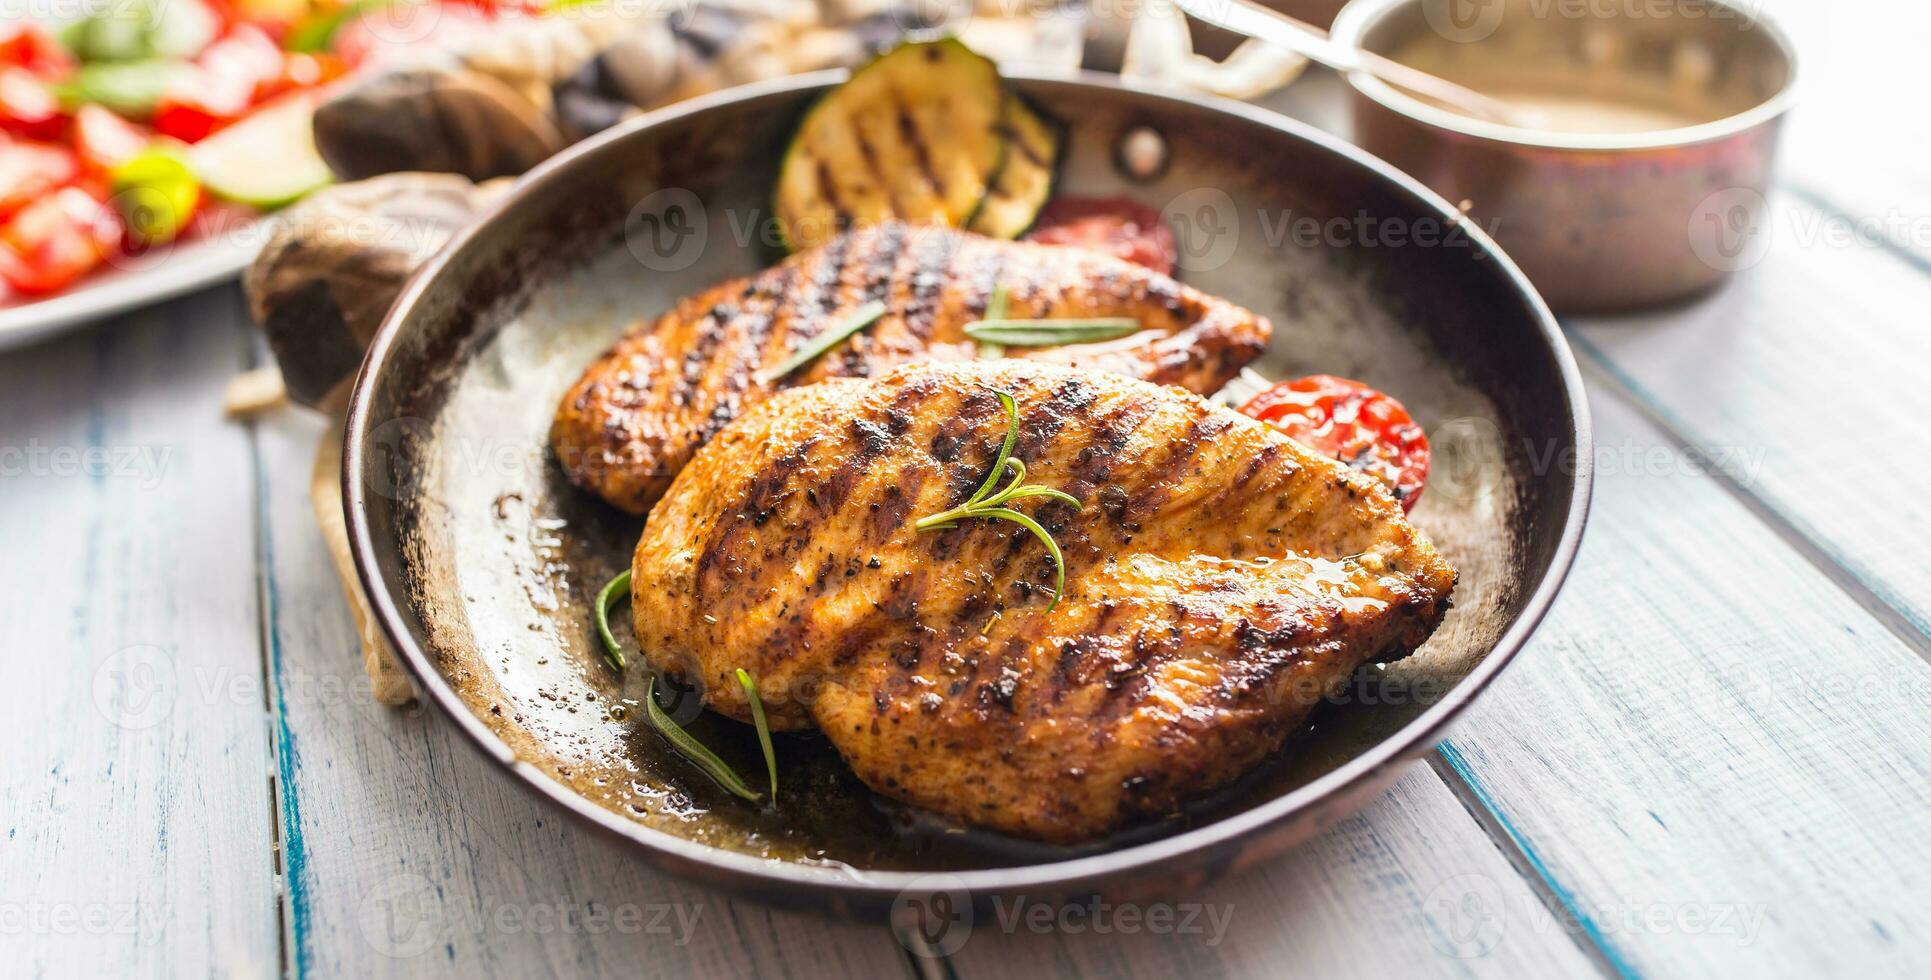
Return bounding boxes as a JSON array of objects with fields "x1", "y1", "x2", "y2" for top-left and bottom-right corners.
[
  {"x1": 1240, "y1": 374, "x2": 1431, "y2": 511},
  {"x1": 0, "y1": 24, "x2": 73, "y2": 79},
  {"x1": 0, "y1": 140, "x2": 79, "y2": 220},
  {"x1": 0, "y1": 68, "x2": 67, "y2": 141},
  {"x1": 74, "y1": 105, "x2": 152, "y2": 174},
  {"x1": 153, "y1": 26, "x2": 287, "y2": 143},
  {"x1": 1024, "y1": 196, "x2": 1178, "y2": 275},
  {"x1": 0, "y1": 187, "x2": 122, "y2": 295}
]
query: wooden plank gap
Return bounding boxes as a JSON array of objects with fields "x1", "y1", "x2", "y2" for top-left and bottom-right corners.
[
  {"x1": 896, "y1": 930, "x2": 962, "y2": 980},
  {"x1": 1564, "y1": 332, "x2": 1931, "y2": 664},
  {"x1": 1428, "y1": 747, "x2": 1639, "y2": 980},
  {"x1": 1780, "y1": 183, "x2": 1931, "y2": 283},
  {"x1": 246, "y1": 414, "x2": 314, "y2": 980}
]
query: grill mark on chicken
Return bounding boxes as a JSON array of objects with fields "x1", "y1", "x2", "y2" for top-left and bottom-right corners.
[
  {"x1": 1059, "y1": 398, "x2": 1153, "y2": 502},
  {"x1": 740, "y1": 265, "x2": 795, "y2": 381},
  {"x1": 630, "y1": 362, "x2": 1454, "y2": 841},
  {"x1": 900, "y1": 227, "x2": 953, "y2": 341},
  {"x1": 553, "y1": 223, "x2": 1270, "y2": 515},
  {"x1": 812, "y1": 229, "x2": 852, "y2": 317},
  {"x1": 1128, "y1": 415, "x2": 1238, "y2": 523}
]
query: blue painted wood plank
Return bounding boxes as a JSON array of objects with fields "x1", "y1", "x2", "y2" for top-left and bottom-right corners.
[
  {"x1": 249, "y1": 408, "x2": 914, "y2": 979},
  {"x1": 0, "y1": 290, "x2": 279, "y2": 976},
  {"x1": 1432, "y1": 383, "x2": 1931, "y2": 978}
]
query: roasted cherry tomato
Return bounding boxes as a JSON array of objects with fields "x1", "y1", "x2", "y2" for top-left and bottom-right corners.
[
  {"x1": 0, "y1": 187, "x2": 122, "y2": 295},
  {"x1": 1024, "y1": 196, "x2": 1178, "y2": 275},
  {"x1": 1240, "y1": 374, "x2": 1431, "y2": 511}
]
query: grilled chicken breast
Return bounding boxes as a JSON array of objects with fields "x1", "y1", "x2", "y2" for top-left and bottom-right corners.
[
  {"x1": 553, "y1": 222, "x2": 1270, "y2": 514},
  {"x1": 631, "y1": 361, "x2": 1455, "y2": 843}
]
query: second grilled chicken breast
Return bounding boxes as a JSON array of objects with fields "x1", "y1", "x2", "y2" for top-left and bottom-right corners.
[
  {"x1": 631, "y1": 361, "x2": 1455, "y2": 843},
  {"x1": 552, "y1": 222, "x2": 1271, "y2": 514}
]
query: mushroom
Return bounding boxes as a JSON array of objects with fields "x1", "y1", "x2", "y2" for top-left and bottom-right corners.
[
  {"x1": 244, "y1": 173, "x2": 505, "y2": 412},
  {"x1": 310, "y1": 65, "x2": 566, "y2": 182}
]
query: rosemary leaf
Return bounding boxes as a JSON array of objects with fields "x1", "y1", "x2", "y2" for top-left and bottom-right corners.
[
  {"x1": 963, "y1": 318, "x2": 1139, "y2": 347},
  {"x1": 975, "y1": 506, "x2": 1068, "y2": 610},
  {"x1": 915, "y1": 387, "x2": 1082, "y2": 611},
  {"x1": 965, "y1": 389, "x2": 1021, "y2": 508},
  {"x1": 995, "y1": 484, "x2": 1083, "y2": 509},
  {"x1": 977, "y1": 284, "x2": 1010, "y2": 359},
  {"x1": 736, "y1": 669, "x2": 779, "y2": 804},
  {"x1": 594, "y1": 570, "x2": 631, "y2": 670},
  {"x1": 756, "y1": 300, "x2": 888, "y2": 384},
  {"x1": 644, "y1": 675, "x2": 761, "y2": 803}
]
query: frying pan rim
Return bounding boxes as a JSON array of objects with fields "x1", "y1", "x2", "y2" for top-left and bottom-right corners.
[{"x1": 343, "y1": 67, "x2": 1594, "y2": 902}]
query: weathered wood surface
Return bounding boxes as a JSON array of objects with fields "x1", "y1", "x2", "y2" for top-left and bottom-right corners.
[
  {"x1": 0, "y1": 290, "x2": 279, "y2": 977},
  {"x1": 249, "y1": 405, "x2": 916, "y2": 979},
  {"x1": 1432, "y1": 388, "x2": 1931, "y2": 979},
  {"x1": 1570, "y1": 192, "x2": 1931, "y2": 642},
  {"x1": 945, "y1": 765, "x2": 1601, "y2": 978},
  {"x1": 9, "y1": 14, "x2": 1931, "y2": 975}
]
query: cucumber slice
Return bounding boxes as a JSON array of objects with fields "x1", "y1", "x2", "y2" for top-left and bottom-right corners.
[
  {"x1": 965, "y1": 95, "x2": 1062, "y2": 239},
  {"x1": 189, "y1": 95, "x2": 334, "y2": 211},
  {"x1": 776, "y1": 38, "x2": 1008, "y2": 251}
]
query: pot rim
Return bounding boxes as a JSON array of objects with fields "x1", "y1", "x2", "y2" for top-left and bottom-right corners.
[
  {"x1": 1331, "y1": 0, "x2": 1800, "y2": 152},
  {"x1": 341, "y1": 67, "x2": 1595, "y2": 904}
]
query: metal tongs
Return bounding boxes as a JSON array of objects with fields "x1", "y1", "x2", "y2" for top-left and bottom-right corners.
[{"x1": 1166, "y1": 0, "x2": 1538, "y2": 127}]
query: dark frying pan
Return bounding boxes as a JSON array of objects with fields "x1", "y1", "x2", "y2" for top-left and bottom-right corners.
[{"x1": 343, "y1": 68, "x2": 1591, "y2": 918}]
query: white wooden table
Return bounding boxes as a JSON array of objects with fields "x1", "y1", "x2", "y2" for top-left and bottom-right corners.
[{"x1": 7, "y1": 6, "x2": 1931, "y2": 976}]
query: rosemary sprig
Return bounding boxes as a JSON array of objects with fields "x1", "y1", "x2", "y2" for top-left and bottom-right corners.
[
  {"x1": 976, "y1": 283, "x2": 1010, "y2": 359},
  {"x1": 644, "y1": 675, "x2": 762, "y2": 803},
  {"x1": 594, "y1": 570, "x2": 632, "y2": 670},
  {"x1": 915, "y1": 388, "x2": 1082, "y2": 609},
  {"x1": 962, "y1": 317, "x2": 1139, "y2": 347},
  {"x1": 736, "y1": 669, "x2": 778, "y2": 803},
  {"x1": 596, "y1": 576, "x2": 775, "y2": 805},
  {"x1": 756, "y1": 300, "x2": 888, "y2": 384}
]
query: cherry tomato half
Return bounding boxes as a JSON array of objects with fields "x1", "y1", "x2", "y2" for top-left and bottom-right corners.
[
  {"x1": 0, "y1": 187, "x2": 121, "y2": 295},
  {"x1": 1024, "y1": 196, "x2": 1178, "y2": 275},
  {"x1": 0, "y1": 24, "x2": 74, "y2": 79},
  {"x1": 74, "y1": 105, "x2": 152, "y2": 174},
  {"x1": 1240, "y1": 374, "x2": 1431, "y2": 511},
  {"x1": 0, "y1": 140, "x2": 80, "y2": 220},
  {"x1": 0, "y1": 67, "x2": 67, "y2": 142}
]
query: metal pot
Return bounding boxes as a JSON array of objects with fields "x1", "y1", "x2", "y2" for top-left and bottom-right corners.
[{"x1": 1332, "y1": 0, "x2": 1798, "y2": 313}]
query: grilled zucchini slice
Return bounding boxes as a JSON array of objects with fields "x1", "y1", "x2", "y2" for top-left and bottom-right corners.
[
  {"x1": 965, "y1": 96, "x2": 1061, "y2": 239},
  {"x1": 776, "y1": 38, "x2": 1007, "y2": 251}
]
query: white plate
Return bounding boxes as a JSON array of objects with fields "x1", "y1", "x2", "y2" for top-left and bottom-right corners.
[{"x1": 0, "y1": 229, "x2": 263, "y2": 350}]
